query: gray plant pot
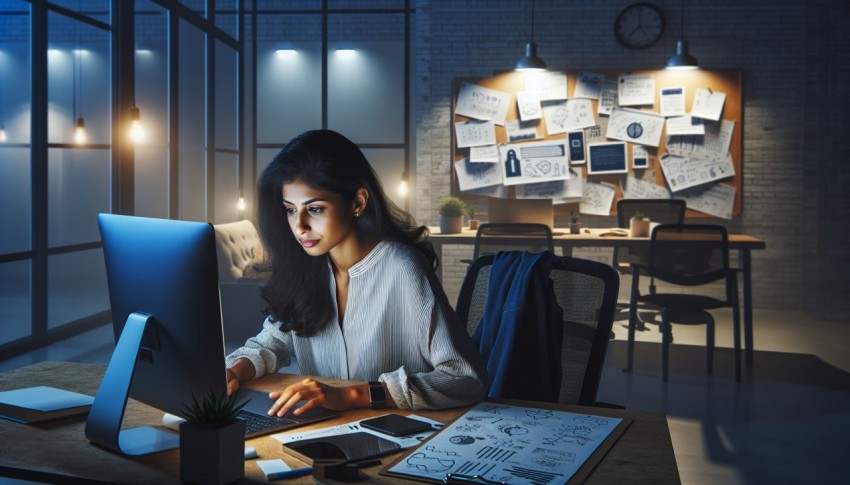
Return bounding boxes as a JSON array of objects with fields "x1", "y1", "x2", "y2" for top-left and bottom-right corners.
[
  {"x1": 180, "y1": 420, "x2": 245, "y2": 484},
  {"x1": 439, "y1": 215, "x2": 464, "y2": 234}
]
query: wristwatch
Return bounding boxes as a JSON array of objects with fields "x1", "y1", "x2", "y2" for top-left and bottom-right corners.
[{"x1": 368, "y1": 381, "x2": 387, "y2": 409}]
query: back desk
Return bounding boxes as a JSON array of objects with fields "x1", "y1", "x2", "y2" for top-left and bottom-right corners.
[
  {"x1": 0, "y1": 361, "x2": 679, "y2": 484},
  {"x1": 428, "y1": 227, "x2": 766, "y2": 366}
]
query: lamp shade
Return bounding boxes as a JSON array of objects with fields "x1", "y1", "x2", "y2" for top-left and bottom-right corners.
[
  {"x1": 666, "y1": 39, "x2": 699, "y2": 70},
  {"x1": 515, "y1": 42, "x2": 547, "y2": 71}
]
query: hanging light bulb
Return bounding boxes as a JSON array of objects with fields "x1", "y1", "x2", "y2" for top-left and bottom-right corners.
[
  {"x1": 237, "y1": 191, "x2": 247, "y2": 211},
  {"x1": 397, "y1": 171, "x2": 409, "y2": 197},
  {"x1": 0, "y1": 125, "x2": 7, "y2": 143},
  {"x1": 74, "y1": 117, "x2": 86, "y2": 144},
  {"x1": 129, "y1": 106, "x2": 144, "y2": 143}
]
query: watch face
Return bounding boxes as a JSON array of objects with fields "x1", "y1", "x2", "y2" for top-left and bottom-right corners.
[{"x1": 615, "y1": 3, "x2": 665, "y2": 50}]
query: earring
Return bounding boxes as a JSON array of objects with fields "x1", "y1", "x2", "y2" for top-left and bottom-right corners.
[{"x1": 354, "y1": 211, "x2": 360, "y2": 217}]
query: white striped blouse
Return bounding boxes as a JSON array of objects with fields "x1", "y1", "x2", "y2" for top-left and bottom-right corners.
[{"x1": 225, "y1": 240, "x2": 488, "y2": 410}]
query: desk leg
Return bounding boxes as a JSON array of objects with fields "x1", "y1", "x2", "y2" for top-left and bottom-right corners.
[{"x1": 741, "y1": 249, "x2": 754, "y2": 366}]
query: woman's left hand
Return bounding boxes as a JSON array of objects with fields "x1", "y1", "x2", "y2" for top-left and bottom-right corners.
[{"x1": 267, "y1": 378, "x2": 354, "y2": 417}]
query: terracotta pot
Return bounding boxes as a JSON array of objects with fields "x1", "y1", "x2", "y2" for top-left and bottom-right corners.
[
  {"x1": 439, "y1": 215, "x2": 464, "y2": 234},
  {"x1": 180, "y1": 420, "x2": 245, "y2": 484},
  {"x1": 630, "y1": 218, "x2": 651, "y2": 237},
  {"x1": 468, "y1": 219, "x2": 480, "y2": 230}
]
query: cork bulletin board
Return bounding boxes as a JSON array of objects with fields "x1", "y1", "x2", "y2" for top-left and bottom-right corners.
[{"x1": 450, "y1": 68, "x2": 743, "y2": 219}]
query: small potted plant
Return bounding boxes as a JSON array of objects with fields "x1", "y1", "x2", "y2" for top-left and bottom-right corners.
[
  {"x1": 438, "y1": 196, "x2": 467, "y2": 234},
  {"x1": 179, "y1": 390, "x2": 249, "y2": 484},
  {"x1": 569, "y1": 211, "x2": 582, "y2": 234},
  {"x1": 466, "y1": 204, "x2": 480, "y2": 231},
  {"x1": 629, "y1": 211, "x2": 651, "y2": 237}
]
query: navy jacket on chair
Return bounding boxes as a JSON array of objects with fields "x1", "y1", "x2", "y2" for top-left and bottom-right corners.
[{"x1": 471, "y1": 251, "x2": 564, "y2": 402}]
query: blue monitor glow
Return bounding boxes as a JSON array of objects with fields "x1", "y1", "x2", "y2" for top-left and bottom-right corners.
[{"x1": 86, "y1": 214, "x2": 230, "y2": 456}]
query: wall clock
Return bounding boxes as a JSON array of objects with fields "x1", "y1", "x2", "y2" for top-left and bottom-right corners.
[{"x1": 614, "y1": 3, "x2": 665, "y2": 49}]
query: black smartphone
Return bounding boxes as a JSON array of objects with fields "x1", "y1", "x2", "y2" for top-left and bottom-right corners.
[{"x1": 359, "y1": 414, "x2": 434, "y2": 437}]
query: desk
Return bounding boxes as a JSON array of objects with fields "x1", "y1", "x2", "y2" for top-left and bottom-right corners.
[
  {"x1": 0, "y1": 361, "x2": 680, "y2": 484},
  {"x1": 429, "y1": 227, "x2": 766, "y2": 366}
]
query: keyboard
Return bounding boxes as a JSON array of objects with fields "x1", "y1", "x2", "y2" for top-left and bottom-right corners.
[{"x1": 236, "y1": 410, "x2": 296, "y2": 435}]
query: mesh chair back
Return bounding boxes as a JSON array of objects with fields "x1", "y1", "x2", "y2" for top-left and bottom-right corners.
[
  {"x1": 615, "y1": 199, "x2": 687, "y2": 266},
  {"x1": 456, "y1": 253, "x2": 619, "y2": 405},
  {"x1": 649, "y1": 224, "x2": 730, "y2": 286},
  {"x1": 472, "y1": 223, "x2": 555, "y2": 260}
]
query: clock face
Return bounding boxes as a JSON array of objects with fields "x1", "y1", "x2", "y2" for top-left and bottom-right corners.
[{"x1": 615, "y1": 3, "x2": 665, "y2": 49}]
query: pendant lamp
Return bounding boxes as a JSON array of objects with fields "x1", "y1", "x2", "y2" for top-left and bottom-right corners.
[
  {"x1": 515, "y1": 0, "x2": 547, "y2": 71},
  {"x1": 666, "y1": 0, "x2": 699, "y2": 70}
]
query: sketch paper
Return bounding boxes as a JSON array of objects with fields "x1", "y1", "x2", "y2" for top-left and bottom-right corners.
[
  {"x1": 505, "y1": 119, "x2": 541, "y2": 143},
  {"x1": 455, "y1": 82, "x2": 512, "y2": 125},
  {"x1": 581, "y1": 181, "x2": 617, "y2": 215},
  {"x1": 385, "y1": 402, "x2": 622, "y2": 485},
  {"x1": 666, "y1": 115, "x2": 705, "y2": 136},
  {"x1": 667, "y1": 119, "x2": 735, "y2": 158},
  {"x1": 678, "y1": 182, "x2": 736, "y2": 219},
  {"x1": 623, "y1": 175, "x2": 671, "y2": 199},
  {"x1": 607, "y1": 108, "x2": 665, "y2": 147},
  {"x1": 455, "y1": 120, "x2": 496, "y2": 148},
  {"x1": 454, "y1": 157, "x2": 503, "y2": 191},
  {"x1": 466, "y1": 184, "x2": 509, "y2": 198},
  {"x1": 499, "y1": 140, "x2": 571, "y2": 186},
  {"x1": 691, "y1": 88, "x2": 726, "y2": 121},
  {"x1": 469, "y1": 145, "x2": 500, "y2": 164},
  {"x1": 598, "y1": 79, "x2": 619, "y2": 116},
  {"x1": 659, "y1": 86, "x2": 686, "y2": 117},
  {"x1": 574, "y1": 71, "x2": 605, "y2": 99},
  {"x1": 587, "y1": 142, "x2": 628, "y2": 174},
  {"x1": 617, "y1": 74, "x2": 655, "y2": 106},
  {"x1": 543, "y1": 99, "x2": 595, "y2": 135},
  {"x1": 584, "y1": 116, "x2": 609, "y2": 145},
  {"x1": 516, "y1": 91, "x2": 543, "y2": 121},
  {"x1": 632, "y1": 145, "x2": 649, "y2": 169},
  {"x1": 524, "y1": 70, "x2": 568, "y2": 101},
  {"x1": 659, "y1": 152, "x2": 736, "y2": 192},
  {"x1": 517, "y1": 167, "x2": 584, "y2": 203}
]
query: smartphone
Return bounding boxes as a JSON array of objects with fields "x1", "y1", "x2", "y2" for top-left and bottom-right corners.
[{"x1": 359, "y1": 414, "x2": 434, "y2": 437}]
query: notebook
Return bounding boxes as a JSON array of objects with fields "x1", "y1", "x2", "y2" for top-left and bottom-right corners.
[{"x1": 0, "y1": 386, "x2": 95, "y2": 424}]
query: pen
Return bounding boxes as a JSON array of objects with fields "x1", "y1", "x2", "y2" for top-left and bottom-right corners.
[{"x1": 266, "y1": 467, "x2": 312, "y2": 480}]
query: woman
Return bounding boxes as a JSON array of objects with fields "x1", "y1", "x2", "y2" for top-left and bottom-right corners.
[{"x1": 225, "y1": 130, "x2": 487, "y2": 417}]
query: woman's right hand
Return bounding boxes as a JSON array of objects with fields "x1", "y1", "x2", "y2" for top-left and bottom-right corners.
[{"x1": 226, "y1": 368, "x2": 240, "y2": 396}]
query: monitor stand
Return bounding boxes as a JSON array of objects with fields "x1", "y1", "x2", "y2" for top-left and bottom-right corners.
[{"x1": 85, "y1": 312, "x2": 179, "y2": 456}]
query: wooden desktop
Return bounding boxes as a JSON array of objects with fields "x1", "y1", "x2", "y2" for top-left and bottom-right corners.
[{"x1": 0, "y1": 361, "x2": 680, "y2": 484}]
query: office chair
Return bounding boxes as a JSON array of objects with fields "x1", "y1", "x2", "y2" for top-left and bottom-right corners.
[
  {"x1": 456, "y1": 252, "x2": 620, "y2": 406},
  {"x1": 460, "y1": 223, "x2": 555, "y2": 266},
  {"x1": 613, "y1": 199, "x2": 687, "y2": 329},
  {"x1": 625, "y1": 224, "x2": 741, "y2": 382}
]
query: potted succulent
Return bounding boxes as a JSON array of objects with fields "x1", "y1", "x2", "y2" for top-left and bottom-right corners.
[
  {"x1": 629, "y1": 211, "x2": 651, "y2": 237},
  {"x1": 438, "y1": 196, "x2": 466, "y2": 234},
  {"x1": 179, "y1": 390, "x2": 249, "y2": 484},
  {"x1": 569, "y1": 211, "x2": 582, "y2": 234},
  {"x1": 466, "y1": 204, "x2": 480, "y2": 230}
]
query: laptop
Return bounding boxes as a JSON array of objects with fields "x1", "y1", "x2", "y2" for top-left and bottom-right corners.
[
  {"x1": 487, "y1": 198, "x2": 555, "y2": 229},
  {"x1": 233, "y1": 390, "x2": 337, "y2": 438}
]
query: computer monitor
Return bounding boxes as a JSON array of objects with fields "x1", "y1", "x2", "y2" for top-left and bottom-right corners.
[{"x1": 85, "y1": 214, "x2": 230, "y2": 455}]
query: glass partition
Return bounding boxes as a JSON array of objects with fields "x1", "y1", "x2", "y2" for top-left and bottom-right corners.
[
  {"x1": 47, "y1": 249, "x2": 109, "y2": 329},
  {"x1": 178, "y1": 19, "x2": 207, "y2": 221},
  {"x1": 47, "y1": 148, "x2": 111, "y2": 248},
  {"x1": 0, "y1": 261, "x2": 31, "y2": 345}
]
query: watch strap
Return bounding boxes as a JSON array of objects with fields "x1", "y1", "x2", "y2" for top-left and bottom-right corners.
[{"x1": 368, "y1": 381, "x2": 387, "y2": 409}]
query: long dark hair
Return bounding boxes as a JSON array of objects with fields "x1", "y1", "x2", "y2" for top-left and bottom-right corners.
[{"x1": 257, "y1": 130, "x2": 435, "y2": 337}]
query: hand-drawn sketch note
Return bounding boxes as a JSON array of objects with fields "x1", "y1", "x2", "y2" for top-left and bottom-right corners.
[
  {"x1": 632, "y1": 145, "x2": 649, "y2": 169},
  {"x1": 455, "y1": 82, "x2": 512, "y2": 125},
  {"x1": 505, "y1": 119, "x2": 541, "y2": 143},
  {"x1": 678, "y1": 182, "x2": 736, "y2": 219},
  {"x1": 607, "y1": 108, "x2": 666, "y2": 147},
  {"x1": 516, "y1": 91, "x2": 543, "y2": 121},
  {"x1": 454, "y1": 157, "x2": 502, "y2": 191},
  {"x1": 598, "y1": 79, "x2": 619, "y2": 116},
  {"x1": 466, "y1": 184, "x2": 509, "y2": 199},
  {"x1": 543, "y1": 99, "x2": 595, "y2": 135},
  {"x1": 666, "y1": 115, "x2": 705, "y2": 136},
  {"x1": 455, "y1": 120, "x2": 496, "y2": 148},
  {"x1": 517, "y1": 167, "x2": 584, "y2": 203},
  {"x1": 385, "y1": 402, "x2": 623, "y2": 485},
  {"x1": 617, "y1": 73, "x2": 655, "y2": 106},
  {"x1": 659, "y1": 86, "x2": 686, "y2": 117},
  {"x1": 499, "y1": 140, "x2": 571, "y2": 186},
  {"x1": 574, "y1": 71, "x2": 605, "y2": 99},
  {"x1": 581, "y1": 181, "x2": 617, "y2": 215},
  {"x1": 623, "y1": 175, "x2": 671, "y2": 199},
  {"x1": 524, "y1": 70, "x2": 568, "y2": 101},
  {"x1": 584, "y1": 116, "x2": 609, "y2": 145},
  {"x1": 691, "y1": 88, "x2": 726, "y2": 121},
  {"x1": 470, "y1": 144, "x2": 500, "y2": 163},
  {"x1": 659, "y1": 152, "x2": 736, "y2": 192},
  {"x1": 667, "y1": 119, "x2": 735, "y2": 158}
]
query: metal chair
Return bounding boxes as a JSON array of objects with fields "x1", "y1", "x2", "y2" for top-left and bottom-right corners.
[
  {"x1": 625, "y1": 224, "x2": 741, "y2": 382},
  {"x1": 456, "y1": 253, "x2": 619, "y2": 406},
  {"x1": 613, "y1": 199, "x2": 687, "y2": 329}
]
